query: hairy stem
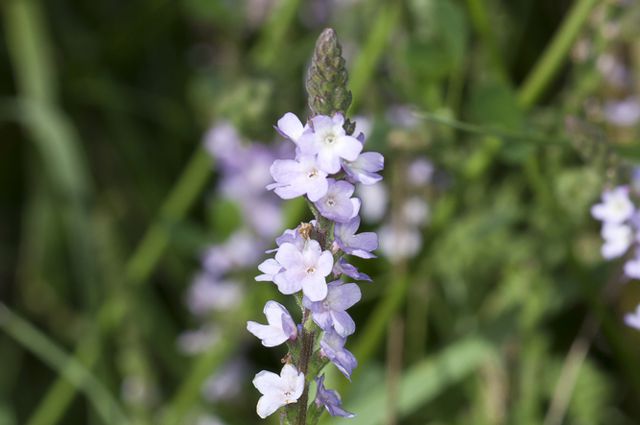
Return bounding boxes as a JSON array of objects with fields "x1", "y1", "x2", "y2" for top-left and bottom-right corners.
[{"x1": 296, "y1": 309, "x2": 316, "y2": 425}]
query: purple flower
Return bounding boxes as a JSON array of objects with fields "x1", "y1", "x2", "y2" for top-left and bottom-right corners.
[
  {"x1": 601, "y1": 222, "x2": 633, "y2": 259},
  {"x1": 625, "y1": 304, "x2": 640, "y2": 330},
  {"x1": 314, "y1": 179, "x2": 360, "y2": 223},
  {"x1": 604, "y1": 97, "x2": 640, "y2": 127},
  {"x1": 406, "y1": 157, "x2": 434, "y2": 186},
  {"x1": 252, "y1": 364, "x2": 304, "y2": 418},
  {"x1": 379, "y1": 224, "x2": 422, "y2": 261},
  {"x1": 203, "y1": 359, "x2": 246, "y2": 402},
  {"x1": 202, "y1": 231, "x2": 262, "y2": 275},
  {"x1": 298, "y1": 113, "x2": 363, "y2": 173},
  {"x1": 335, "y1": 217, "x2": 378, "y2": 258},
  {"x1": 402, "y1": 197, "x2": 430, "y2": 226},
  {"x1": 273, "y1": 240, "x2": 334, "y2": 301},
  {"x1": 204, "y1": 122, "x2": 245, "y2": 169},
  {"x1": 177, "y1": 326, "x2": 220, "y2": 354},
  {"x1": 333, "y1": 258, "x2": 372, "y2": 282},
  {"x1": 591, "y1": 186, "x2": 635, "y2": 224},
  {"x1": 247, "y1": 301, "x2": 297, "y2": 347},
  {"x1": 343, "y1": 151, "x2": 384, "y2": 185},
  {"x1": 187, "y1": 274, "x2": 243, "y2": 316},
  {"x1": 357, "y1": 183, "x2": 388, "y2": 223},
  {"x1": 304, "y1": 281, "x2": 361, "y2": 336},
  {"x1": 624, "y1": 253, "x2": 640, "y2": 279},
  {"x1": 320, "y1": 330, "x2": 357, "y2": 379},
  {"x1": 268, "y1": 155, "x2": 329, "y2": 202},
  {"x1": 314, "y1": 375, "x2": 355, "y2": 418}
]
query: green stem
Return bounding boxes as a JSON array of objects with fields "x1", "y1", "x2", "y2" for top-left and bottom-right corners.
[
  {"x1": 465, "y1": 0, "x2": 505, "y2": 78},
  {"x1": 347, "y1": 1, "x2": 401, "y2": 113},
  {"x1": 0, "y1": 305, "x2": 130, "y2": 425},
  {"x1": 27, "y1": 147, "x2": 214, "y2": 424},
  {"x1": 517, "y1": 0, "x2": 599, "y2": 109}
]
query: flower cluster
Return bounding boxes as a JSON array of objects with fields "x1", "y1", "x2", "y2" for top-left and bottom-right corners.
[
  {"x1": 591, "y1": 182, "x2": 640, "y2": 332},
  {"x1": 178, "y1": 122, "x2": 287, "y2": 423},
  {"x1": 247, "y1": 111, "x2": 383, "y2": 420},
  {"x1": 591, "y1": 185, "x2": 640, "y2": 279}
]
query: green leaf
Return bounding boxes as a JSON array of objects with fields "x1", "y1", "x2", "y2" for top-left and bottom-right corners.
[{"x1": 328, "y1": 338, "x2": 495, "y2": 425}]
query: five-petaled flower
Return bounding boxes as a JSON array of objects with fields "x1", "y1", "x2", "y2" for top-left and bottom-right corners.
[
  {"x1": 273, "y1": 240, "x2": 334, "y2": 301},
  {"x1": 252, "y1": 364, "x2": 305, "y2": 418}
]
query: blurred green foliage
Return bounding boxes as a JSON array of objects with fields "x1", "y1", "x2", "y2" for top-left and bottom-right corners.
[{"x1": 1, "y1": 0, "x2": 640, "y2": 424}]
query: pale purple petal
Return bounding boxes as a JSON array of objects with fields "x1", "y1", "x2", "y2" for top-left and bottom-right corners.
[
  {"x1": 275, "y1": 243, "x2": 304, "y2": 269},
  {"x1": 256, "y1": 259, "x2": 282, "y2": 282},
  {"x1": 327, "y1": 282, "x2": 361, "y2": 311},
  {"x1": 274, "y1": 272, "x2": 303, "y2": 295},
  {"x1": 333, "y1": 258, "x2": 372, "y2": 281},
  {"x1": 320, "y1": 331, "x2": 357, "y2": 379},
  {"x1": 331, "y1": 310, "x2": 356, "y2": 337},
  {"x1": 277, "y1": 112, "x2": 305, "y2": 141},
  {"x1": 315, "y1": 375, "x2": 355, "y2": 418},
  {"x1": 302, "y1": 276, "x2": 328, "y2": 302},
  {"x1": 335, "y1": 135, "x2": 363, "y2": 162}
]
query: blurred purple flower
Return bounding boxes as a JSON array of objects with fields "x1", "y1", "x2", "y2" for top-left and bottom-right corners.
[
  {"x1": 604, "y1": 98, "x2": 640, "y2": 127},
  {"x1": 187, "y1": 274, "x2": 243, "y2": 316},
  {"x1": 625, "y1": 304, "x2": 640, "y2": 330}
]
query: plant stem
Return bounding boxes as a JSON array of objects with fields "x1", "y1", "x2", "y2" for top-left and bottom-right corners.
[
  {"x1": 296, "y1": 309, "x2": 316, "y2": 425},
  {"x1": 517, "y1": 0, "x2": 598, "y2": 109}
]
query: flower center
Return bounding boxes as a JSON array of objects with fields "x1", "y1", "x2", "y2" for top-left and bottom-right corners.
[
  {"x1": 306, "y1": 266, "x2": 316, "y2": 274},
  {"x1": 326, "y1": 198, "x2": 335, "y2": 207},
  {"x1": 307, "y1": 168, "x2": 318, "y2": 179},
  {"x1": 324, "y1": 132, "x2": 336, "y2": 144}
]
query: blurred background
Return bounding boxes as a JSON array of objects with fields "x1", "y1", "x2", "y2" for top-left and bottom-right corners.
[{"x1": 1, "y1": 0, "x2": 640, "y2": 424}]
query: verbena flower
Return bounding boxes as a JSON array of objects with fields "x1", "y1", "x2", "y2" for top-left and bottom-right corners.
[
  {"x1": 314, "y1": 375, "x2": 355, "y2": 418},
  {"x1": 625, "y1": 305, "x2": 640, "y2": 330},
  {"x1": 252, "y1": 364, "x2": 305, "y2": 418},
  {"x1": 320, "y1": 330, "x2": 358, "y2": 379},
  {"x1": 247, "y1": 301, "x2": 297, "y2": 347},
  {"x1": 273, "y1": 240, "x2": 334, "y2": 301},
  {"x1": 600, "y1": 222, "x2": 633, "y2": 259},
  {"x1": 343, "y1": 151, "x2": 385, "y2": 185},
  {"x1": 303, "y1": 281, "x2": 361, "y2": 336},
  {"x1": 591, "y1": 187, "x2": 635, "y2": 224},
  {"x1": 298, "y1": 113, "x2": 362, "y2": 173},
  {"x1": 268, "y1": 155, "x2": 330, "y2": 202},
  {"x1": 334, "y1": 217, "x2": 378, "y2": 259},
  {"x1": 592, "y1": 184, "x2": 640, "y2": 280},
  {"x1": 314, "y1": 179, "x2": 360, "y2": 223}
]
